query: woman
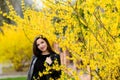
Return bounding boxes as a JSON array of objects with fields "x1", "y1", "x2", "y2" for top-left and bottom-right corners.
[{"x1": 27, "y1": 35, "x2": 61, "y2": 80}]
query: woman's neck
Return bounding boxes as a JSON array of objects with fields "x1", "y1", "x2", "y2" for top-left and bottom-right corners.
[{"x1": 41, "y1": 51, "x2": 50, "y2": 55}]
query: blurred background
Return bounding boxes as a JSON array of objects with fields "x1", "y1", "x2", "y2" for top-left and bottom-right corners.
[
  {"x1": 0, "y1": 0, "x2": 43, "y2": 79},
  {"x1": 0, "y1": 0, "x2": 120, "y2": 80}
]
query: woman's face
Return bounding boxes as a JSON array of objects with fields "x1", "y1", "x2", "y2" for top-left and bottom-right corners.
[{"x1": 36, "y1": 38, "x2": 48, "y2": 52}]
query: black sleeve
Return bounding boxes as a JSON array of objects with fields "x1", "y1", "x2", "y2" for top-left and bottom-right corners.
[
  {"x1": 50, "y1": 54, "x2": 61, "y2": 79},
  {"x1": 27, "y1": 56, "x2": 37, "y2": 80},
  {"x1": 51, "y1": 54, "x2": 61, "y2": 65}
]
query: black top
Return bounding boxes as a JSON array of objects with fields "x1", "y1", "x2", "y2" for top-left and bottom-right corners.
[{"x1": 31, "y1": 53, "x2": 61, "y2": 80}]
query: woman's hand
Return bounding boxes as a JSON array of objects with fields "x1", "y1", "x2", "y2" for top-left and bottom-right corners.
[{"x1": 45, "y1": 57, "x2": 52, "y2": 65}]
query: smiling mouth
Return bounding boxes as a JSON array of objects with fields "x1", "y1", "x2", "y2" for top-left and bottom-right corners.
[{"x1": 41, "y1": 47, "x2": 45, "y2": 50}]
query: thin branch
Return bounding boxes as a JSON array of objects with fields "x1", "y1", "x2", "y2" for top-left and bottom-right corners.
[
  {"x1": 93, "y1": 12, "x2": 115, "y2": 42},
  {"x1": 96, "y1": 30, "x2": 110, "y2": 53},
  {"x1": 22, "y1": 28, "x2": 33, "y2": 44},
  {"x1": 69, "y1": 1, "x2": 86, "y2": 50},
  {"x1": 69, "y1": 1, "x2": 109, "y2": 56},
  {"x1": 0, "y1": 27, "x2": 4, "y2": 35},
  {"x1": 95, "y1": 70, "x2": 102, "y2": 80}
]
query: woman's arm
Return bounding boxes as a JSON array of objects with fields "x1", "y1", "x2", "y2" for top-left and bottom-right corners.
[{"x1": 27, "y1": 56, "x2": 37, "y2": 80}]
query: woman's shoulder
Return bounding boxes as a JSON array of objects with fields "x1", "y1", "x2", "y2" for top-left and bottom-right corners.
[
  {"x1": 51, "y1": 51, "x2": 60, "y2": 56},
  {"x1": 50, "y1": 52, "x2": 60, "y2": 60},
  {"x1": 31, "y1": 55, "x2": 38, "y2": 61},
  {"x1": 54, "y1": 53, "x2": 60, "y2": 57}
]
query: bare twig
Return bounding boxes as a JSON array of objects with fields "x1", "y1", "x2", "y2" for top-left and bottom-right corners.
[
  {"x1": 22, "y1": 28, "x2": 33, "y2": 43},
  {"x1": 69, "y1": 1, "x2": 109, "y2": 56},
  {"x1": 93, "y1": 12, "x2": 115, "y2": 42}
]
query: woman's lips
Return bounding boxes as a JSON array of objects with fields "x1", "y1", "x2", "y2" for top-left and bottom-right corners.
[{"x1": 41, "y1": 46, "x2": 45, "y2": 50}]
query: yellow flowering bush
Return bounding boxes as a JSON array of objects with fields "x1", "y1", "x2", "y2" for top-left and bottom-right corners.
[
  {"x1": 0, "y1": 24, "x2": 32, "y2": 71},
  {"x1": 0, "y1": 0, "x2": 120, "y2": 80}
]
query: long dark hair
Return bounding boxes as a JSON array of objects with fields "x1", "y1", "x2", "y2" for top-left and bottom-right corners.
[{"x1": 33, "y1": 35, "x2": 55, "y2": 57}]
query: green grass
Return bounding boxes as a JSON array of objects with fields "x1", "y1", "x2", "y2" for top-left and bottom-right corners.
[{"x1": 0, "y1": 77, "x2": 26, "y2": 80}]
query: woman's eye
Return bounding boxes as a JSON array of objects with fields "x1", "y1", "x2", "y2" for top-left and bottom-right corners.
[{"x1": 41, "y1": 41, "x2": 44, "y2": 44}]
